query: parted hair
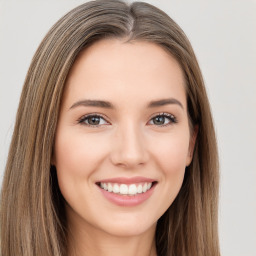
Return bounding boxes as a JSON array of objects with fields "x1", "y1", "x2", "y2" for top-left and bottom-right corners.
[{"x1": 0, "y1": 1, "x2": 220, "y2": 255}]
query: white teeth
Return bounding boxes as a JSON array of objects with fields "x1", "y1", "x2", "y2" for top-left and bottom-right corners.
[
  {"x1": 120, "y1": 184, "x2": 128, "y2": 195},
  {"x1": 99, "y1": 182, "x2": 153, "y2": 196},
  {"x1": 107, "y1": 183, "x2": 113, "y2": 192},
  {"x1": 128, "y1": 184, "x2": 137, "y2": 195},
  {"x1": 137, "y1": 184, "x2": 143, "y2": 193},
  {"x1": 142, "y1": 183, "x2": 148, "y2": 193},
  {"x1": 113, "y1": 184, "x2": 120, "y2": 193}
]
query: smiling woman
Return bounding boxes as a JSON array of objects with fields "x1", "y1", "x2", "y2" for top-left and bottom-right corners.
[
  {"x1": 0, "y1": 1, "x2": 220, "y2": 256},
  {"x1": 53, "y1": 39, "x2": 194, "y2": 253}
]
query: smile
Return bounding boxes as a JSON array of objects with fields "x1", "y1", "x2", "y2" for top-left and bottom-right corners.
[
  {"x1": 99, "y1": 182, "x2": 153, "y2": 196},
  {"x1": 96, "y1": 177, "x2": 157, "y2": 207}
]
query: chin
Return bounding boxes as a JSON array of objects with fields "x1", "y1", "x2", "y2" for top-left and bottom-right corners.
[
  {"x1": 95, "y1": 213, "x2": 158, "y2": 237},
  {"x1": 103, "y1": 221, "x2": 157, "y2": 238}
]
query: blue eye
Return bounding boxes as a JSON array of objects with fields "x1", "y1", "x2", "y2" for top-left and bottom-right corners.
[
  {"x1": 78, "y1": 114, "x2": 109, "y2": 127},
  {"x1": 149, "y1": 113, "x2": 177, "y2": 126},
  {"x1": 78, "y1": 112, "x2": 177, "y2": 128}
]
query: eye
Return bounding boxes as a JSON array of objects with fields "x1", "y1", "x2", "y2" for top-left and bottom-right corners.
[
  {"x1": 148, "y1": 113, "x2": 177, "y2": 127},
  {"x1": 78, "y1": 114, "x2": 109, "y2": 127}
]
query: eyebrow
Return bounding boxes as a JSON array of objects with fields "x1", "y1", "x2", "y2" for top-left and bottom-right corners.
[
  {"x1": 147, "y1": 98, "x2": 184, "y2": 109},
  {"x1": 69, "y1": 98, "x2": 184, "y2": 110},
  {"x1": 70, "y1": 100, "x2": 114, "y2": 109}
]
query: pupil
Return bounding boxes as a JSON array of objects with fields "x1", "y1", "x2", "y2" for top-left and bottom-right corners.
[
  {"x1": 154, "y1": 116, "x2": 164, "y2": 125},
  {"x1": 89, "y1": 116, "x2": 100, "y2": 125}
]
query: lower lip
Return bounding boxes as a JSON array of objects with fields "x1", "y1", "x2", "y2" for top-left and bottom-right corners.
[{"x1": 97, "y1": 184, "x2": 156, "y2": 207}]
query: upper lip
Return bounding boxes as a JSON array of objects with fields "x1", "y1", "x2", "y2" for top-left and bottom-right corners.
[{"x1": 96, "y1": 176, "x2": 157, "y2": 184}]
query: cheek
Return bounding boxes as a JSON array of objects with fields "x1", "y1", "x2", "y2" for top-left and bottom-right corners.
[
  {"x1": 147, "y1": 131, "x2": 190, "y2": 215},
  {"x1": 158, "y1": 142, "x2": 188, "y2": 196},
  {"x1": 53, "y1": 130, "x2": 110, "y2": 209},
  {"x1": 151, "y1": 131, "x2": 190, "y2": 176},
  {"x1": 54, "y1": 130, "x2": 108, "y2": 178}
]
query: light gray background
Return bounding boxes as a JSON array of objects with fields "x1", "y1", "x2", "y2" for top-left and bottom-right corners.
[{"x1": 0, "y1": 0, "x2": 255, "y2": 255}]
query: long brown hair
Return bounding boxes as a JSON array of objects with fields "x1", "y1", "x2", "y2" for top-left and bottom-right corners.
[{"x1": 0, "y1": 1, "x2": 220, "y2": 255}]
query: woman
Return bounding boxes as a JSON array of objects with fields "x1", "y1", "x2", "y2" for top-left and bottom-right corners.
[{"x1": 0, "y1": 0, "x2": 220, "y2": 255}]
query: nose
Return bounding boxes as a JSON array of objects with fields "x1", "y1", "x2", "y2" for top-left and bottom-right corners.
[{"x1": 110, "y1": 123, "x2": 149, "y2": 169}]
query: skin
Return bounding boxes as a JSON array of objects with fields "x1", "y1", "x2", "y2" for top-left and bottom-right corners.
[{"x1": 53, "y1": 39, "x2": 197, "y2": 256}]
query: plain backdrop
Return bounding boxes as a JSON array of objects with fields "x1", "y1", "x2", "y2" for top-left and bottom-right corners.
[{"x1": 0, "y1": 0, "x2": 255, "y2": 255}]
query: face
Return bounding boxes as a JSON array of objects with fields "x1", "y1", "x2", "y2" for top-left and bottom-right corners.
[{"x1": 53, "y1": 39, "x2": 196, "y2": 238}]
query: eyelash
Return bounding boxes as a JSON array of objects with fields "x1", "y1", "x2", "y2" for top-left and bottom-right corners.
[{"x1": 77, "y1": 112, "x2": 177, "y2": 128}]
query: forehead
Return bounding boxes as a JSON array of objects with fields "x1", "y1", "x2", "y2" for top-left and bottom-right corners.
[{"x1": 63, "y1": 39, "x2": 186, "y2": 110}]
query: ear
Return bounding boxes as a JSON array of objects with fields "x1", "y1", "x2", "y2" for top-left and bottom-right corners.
[{"x1": 186, "y1": 125, "x2": 198, "y2": 166}]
